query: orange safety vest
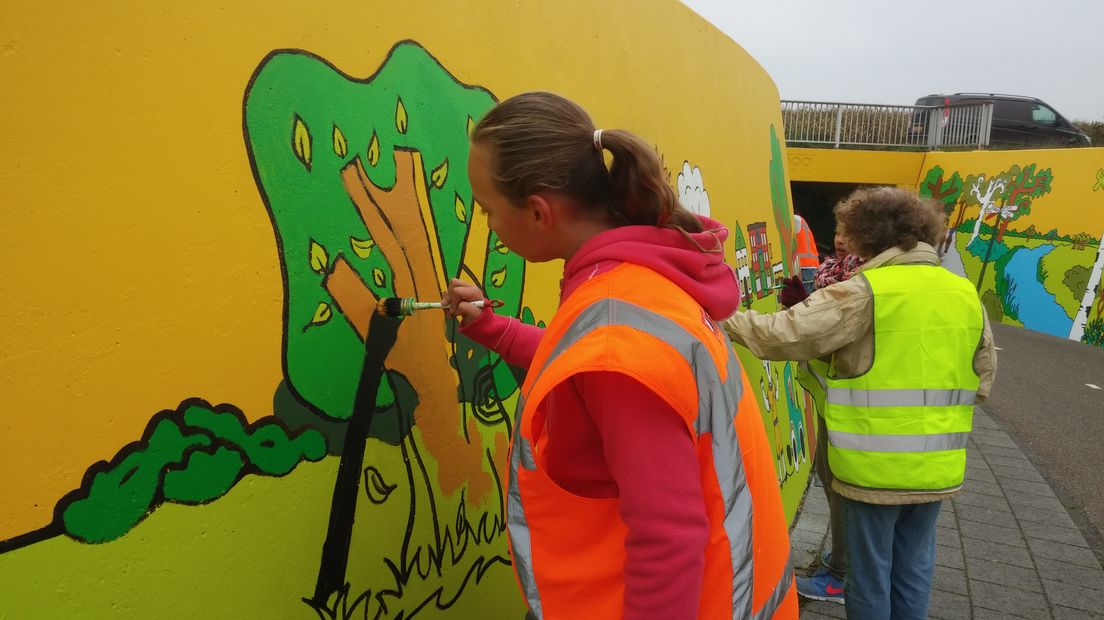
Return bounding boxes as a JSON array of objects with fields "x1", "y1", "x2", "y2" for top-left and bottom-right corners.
[
  {"x1": 794, "y1": 215, "x2": 820, "y2": 269},
  {"x1": 507, "y1": 263, "x2": 797, "y2": 619}
]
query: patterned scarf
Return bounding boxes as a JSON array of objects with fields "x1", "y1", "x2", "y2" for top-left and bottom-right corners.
[{"x1": 813, "y1": 253, "x2": 865, "y2": 289}]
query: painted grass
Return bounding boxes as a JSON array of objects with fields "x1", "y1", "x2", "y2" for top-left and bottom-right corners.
[
  {"x1": 1040, "y1": 241, "x2": 1101, "y2": 319},
  {"x1": 0, "y1": 451, "x2": 524, "y2": 619}
]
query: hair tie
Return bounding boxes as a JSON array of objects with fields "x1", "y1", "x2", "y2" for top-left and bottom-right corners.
[{"x1": 592, "y1": 129, "x2": 604, "y2": 151}]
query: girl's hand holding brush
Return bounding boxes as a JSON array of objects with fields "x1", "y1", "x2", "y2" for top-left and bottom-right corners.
[
  {"x1": 373, "y1": 279, "x2": 501, "y2": 320},
  {"x1": 444, "y1": 278, "x2": 490, "y2": 323}
]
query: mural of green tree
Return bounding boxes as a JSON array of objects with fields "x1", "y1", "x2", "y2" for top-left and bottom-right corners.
[
  {"x1": 768, "y1": 125, "x2": 793, "y2": 277},
  {"x1": 920, "y1": 165, "x2": 964, "y2": 213},
  {"x1": 919, "y1": 165, "x2": 964, "y2": 254},
  {"x1": 245, "y1": 44, "x2": 523, "y2": 429},
  {"x1": 244, "y1": 41, "x2": 529, "y2": 616},
  {"x1": 995, "y1": 164, "x2": 1054, "y2": 242},
  {"x1": 973, "y1": 164, "x2": 1053, "y2": 288}
]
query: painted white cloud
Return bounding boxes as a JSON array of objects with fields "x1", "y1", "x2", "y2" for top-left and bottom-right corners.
[{"x1": 677, "y1": 161, "x2": 710, "y2": 217}]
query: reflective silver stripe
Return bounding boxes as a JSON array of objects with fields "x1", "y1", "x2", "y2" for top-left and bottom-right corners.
[
  {"x1": 826, "y1": 387, "x2": 977, "y2": 408},
  {"x1": 752, "y1": 549, "x2": 794, "y2": 620},
  {"x1": 708, "y1": 347, "x2": 754, "y2": 617},
  {"x1": 805, "y1": 364, "x2": 827, "y2": 392},
  {"x1": 828, "y1": 429, "x2": 970, "y2": 452},
  {"x1": 507, "y1": 392, "x2": 543, "y2": 618},
  {"x1": 508, "y1": 298, "x2": 759, "y2": 618}
]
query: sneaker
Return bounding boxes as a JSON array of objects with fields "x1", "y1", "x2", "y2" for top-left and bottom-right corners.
[
  {"x1": 810, "y1": 550, "x2": 832, "y2": 578},
  {"x1": 796, "y1": 572, "x2": 845, "y2": 604}
]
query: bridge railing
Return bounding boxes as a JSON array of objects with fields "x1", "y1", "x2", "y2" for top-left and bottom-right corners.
[{"x1": 781, "y1": 100, "x2": 993, "y2": 150}]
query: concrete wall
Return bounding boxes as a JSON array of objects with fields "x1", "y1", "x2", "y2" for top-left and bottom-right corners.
[{"x1": 0, "y1": 1, "x2": 813, "y2": 616}]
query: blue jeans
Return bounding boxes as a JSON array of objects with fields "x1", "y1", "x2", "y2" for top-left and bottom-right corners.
[
  {"x1": 843, "y1": 498, "x2": 941, "y2": 620},
  {"x1": 800, "y1": 267, "x2": 817, "y2": 293}
]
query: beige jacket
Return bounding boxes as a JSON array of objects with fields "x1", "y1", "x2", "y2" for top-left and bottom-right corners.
[{"x1": 722, "y1": 242, "x2": 997, "y2": 505}]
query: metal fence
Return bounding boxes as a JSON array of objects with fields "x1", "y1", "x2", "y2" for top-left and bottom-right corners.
[{"x1": 781, "y1": 100, "x2": 993, "y2": 150}]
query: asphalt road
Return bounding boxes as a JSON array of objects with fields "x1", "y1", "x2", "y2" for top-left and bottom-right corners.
[{"x1": 981, "y1": 323, "x2": 1104, "y2": 564}]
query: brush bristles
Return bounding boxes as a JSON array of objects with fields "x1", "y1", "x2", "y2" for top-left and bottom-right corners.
[{"x1": 376, "y1": 297, "x2": 407, "y2": 317}]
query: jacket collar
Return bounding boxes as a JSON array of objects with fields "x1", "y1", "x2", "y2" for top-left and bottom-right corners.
[{"x1": 860, "y1": 242, "x2": 940, "y2": 271}]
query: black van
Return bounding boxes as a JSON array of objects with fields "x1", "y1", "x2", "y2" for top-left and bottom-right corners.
[{"x1": 914, "y1": 93, "x2": 1090, "y2": 148}]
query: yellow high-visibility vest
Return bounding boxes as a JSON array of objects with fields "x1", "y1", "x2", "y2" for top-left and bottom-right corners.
[{"x1": 825, "y1": 264, "x2": 983, "y2": 491}]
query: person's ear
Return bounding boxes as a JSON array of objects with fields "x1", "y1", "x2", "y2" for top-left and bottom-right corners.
[{"x1": 526, "y1": 194, "x2": 554, "y2": 231}]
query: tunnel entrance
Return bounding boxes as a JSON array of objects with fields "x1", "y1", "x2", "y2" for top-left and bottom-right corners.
[{"x1": 791, "y1": 181, "x2": 861, "y2": 258}]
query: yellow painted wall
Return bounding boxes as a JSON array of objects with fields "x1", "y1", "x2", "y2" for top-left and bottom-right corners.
[
  {"x1": 921, "y1": 148, "x2": 1104, "y2": 238},
  {"x1": 0, "y1": 1, "x2": 813, "y2": 617},
  {"x1": 788, "y1": 147, "x2": 926, "y2": 186}
]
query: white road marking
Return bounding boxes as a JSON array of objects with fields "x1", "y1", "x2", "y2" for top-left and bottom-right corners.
[{"x1": 1087, "y1": 384, "x2": 1102, "y2": 390}]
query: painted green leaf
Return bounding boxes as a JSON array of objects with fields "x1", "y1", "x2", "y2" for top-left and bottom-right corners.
[
  {"x1": 372, "y1": 268, "x2": 386, "y2": 288},
  {"x1": 332, "y1": 125, "x2": 348, "y2": 158},
  {"x1": 292, "y1": 115, "x2": 312, "y2": 171},
  {"x1": 466, "y1": 115, "x2": 475, "y2": 136},
  {"x1": 309, "y1": 240, "x2": 329, "y2": 274},
  {"x1": 431, "y1": 158, "x2": 449, "y2": 189},
  {"x1": 454, "y1": 193, "x2": 467, "y2": 223},
  {"x1": 305, "y1": 302, "x2": 331, "y2": 331},
  {"x1": 395, "y1": 97, "x2": 408, "y2": 134},
  {"x1": 489, "y1": 265, "x2": 507, "y2": 288},
  {"x1": 493, "y1": 238, "x2": 509, "y2": 254},
  {"x1": 350, "y1": 236, "x2": 375, "y2": 259},
  {"x1": 367, "y1": 131, "x2": 380, "y2": 166}
]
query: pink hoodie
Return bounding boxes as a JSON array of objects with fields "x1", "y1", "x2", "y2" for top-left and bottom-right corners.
[{"x1": 460, "y1": 215, "x2": 741, "y2": 619}]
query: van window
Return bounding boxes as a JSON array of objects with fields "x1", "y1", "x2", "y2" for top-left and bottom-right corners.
[
  {"x1": 1031, "y1": 104, "x2": 1058, "y2": 124},
  {"x1": 993, "y1": 99, "x2": 1031, "y2": 122}
]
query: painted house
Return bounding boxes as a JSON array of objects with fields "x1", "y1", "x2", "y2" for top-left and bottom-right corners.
[
  {"x1": 748, "y1": 221, "x2": 772, "y2": 298},
  {"x1": 732, "y1": 224, "x2": 752, "y2": 303}
]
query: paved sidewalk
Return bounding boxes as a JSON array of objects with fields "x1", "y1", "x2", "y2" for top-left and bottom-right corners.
[{"x1": 791, "y1": 407, "x2": 1104, "y2": 619}]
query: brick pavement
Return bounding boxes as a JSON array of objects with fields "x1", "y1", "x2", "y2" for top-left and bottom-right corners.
[{"x1": 792, "y1": 408, "x2": 1104, "y2": 619}]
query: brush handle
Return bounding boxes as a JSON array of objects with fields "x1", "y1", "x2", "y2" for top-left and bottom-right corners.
[{"x1": 408, "y1": 299, "x2": 485, "y2": 312}]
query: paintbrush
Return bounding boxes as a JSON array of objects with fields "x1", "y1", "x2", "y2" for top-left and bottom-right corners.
[{"x1": 375, "y1": 296, "x2": 503, "y2": 317}]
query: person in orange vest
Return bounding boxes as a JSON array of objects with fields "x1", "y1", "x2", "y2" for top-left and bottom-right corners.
[
  {"x1": 442, "y1": 91, "x2": 797, "y2": 619},
  {"x1": 794, "y1": 214, "x2": 821, "y2": 293}
]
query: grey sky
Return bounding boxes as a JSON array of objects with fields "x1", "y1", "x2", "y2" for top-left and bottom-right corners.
[{"x1": 681, "y1": 0, "x2": 1104, "y2": 122}]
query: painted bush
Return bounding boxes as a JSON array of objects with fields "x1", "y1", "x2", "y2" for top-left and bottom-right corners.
[{"x1": 60, "y1": 401, "x2": 326, "y2": 543}]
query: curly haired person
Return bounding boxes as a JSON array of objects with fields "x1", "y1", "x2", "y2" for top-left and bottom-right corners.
[{"x1": 724, "y1": 187, "x2": 997, "y2": 620}]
